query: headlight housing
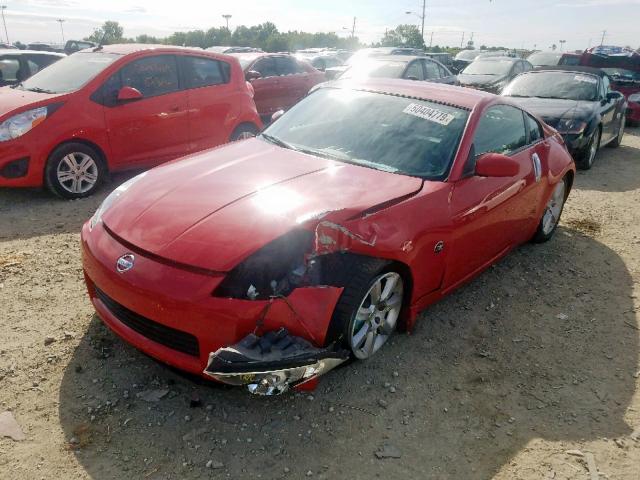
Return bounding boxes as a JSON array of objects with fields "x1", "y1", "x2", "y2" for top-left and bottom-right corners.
[
  {"x1": 89, "y1": 172, "x2": 147, "y2": 231},
  {"x1": 0, "y1": 105, "x2": 58, "y2": 142},
  {"x1": 215, "y1": 230, "x2": 314, "y2": 300},
  {"x1": 556, "y1": 118, "x2": 587, "y2": 134},
  {"x1": 628, "y1": 93, "x2": 640, "y2": 103}
]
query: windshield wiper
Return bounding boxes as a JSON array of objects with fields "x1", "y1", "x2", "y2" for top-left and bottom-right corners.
[
  {"x1": 260, "y1": 133, "x2": 299, "y2": 151},
  {"x1": 26, "y1": 87, "x2": 55, "y2": 94}
]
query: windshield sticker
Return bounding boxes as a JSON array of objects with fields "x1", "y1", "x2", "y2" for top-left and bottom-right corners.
[
  {"x1": 574, "y1": 74, "x2": 597, "y2": 84},
  {"x1": 403, "y1": 103, "x2": 455, "y2": 126}
]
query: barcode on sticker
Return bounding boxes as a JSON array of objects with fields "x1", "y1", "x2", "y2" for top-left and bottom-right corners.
[
  {"x1": 403, "y1": 103, "x2": 455, "y2": 125},
  {"x1": 574, "y1": 75, "x2": 597, "y2": 84}
]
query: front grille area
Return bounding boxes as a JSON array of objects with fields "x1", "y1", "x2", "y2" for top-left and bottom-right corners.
[{"x1": 95, "y1": 287, "x2": 200, "y2": 357}]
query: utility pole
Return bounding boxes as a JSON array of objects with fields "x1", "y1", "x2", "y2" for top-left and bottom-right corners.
[
  {"x1": 0, "y1": 6, "x2": 8, "y2": 45},
  {"x1": 222, "y1": 14, "x2": 232, "y2": 31},
  {"x1": 600, "y1": 30, "x2": 606, "y2": 46},
  {"x1": 57, "y1": 19, "x2": 65, "y2": 44},
  {"x1": 460, "y1": 31, "x2": 465, "y2": 48},
  {"x1": 351, "y1": 16, "x2": 356, "y2": 39},
  {"x1": 429, "y1": 31, "x2": 434, "y2": 48},
  {"x1": 406, "y1": 0, "x2": 426, "y2": 46}
]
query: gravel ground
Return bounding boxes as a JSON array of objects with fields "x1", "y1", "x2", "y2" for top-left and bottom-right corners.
[{"x1": 1, "y1": 128, "x2": 639, "y2": 479}]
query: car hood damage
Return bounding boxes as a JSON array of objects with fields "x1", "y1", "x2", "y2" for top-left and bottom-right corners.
[{"x1": 102, "y1": 138, "x2": 424, "y2": 272}]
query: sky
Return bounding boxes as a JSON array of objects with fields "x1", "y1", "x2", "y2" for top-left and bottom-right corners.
[{"x1": 1, "y1": 0, "x2": 638, "y2": 51}]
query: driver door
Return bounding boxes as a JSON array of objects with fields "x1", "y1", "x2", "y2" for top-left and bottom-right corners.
[
  {"x1": 101, "y1": 54, "x2": 190, "y2": 167},
  {"x1": 443, "y1": 105, "x2": 538, "y2": 291}
]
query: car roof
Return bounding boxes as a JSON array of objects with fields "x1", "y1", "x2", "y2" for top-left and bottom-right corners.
[
  {"x1": 357, "y1": 55, "x2": 424, "y2": 63},
  {"x1": 0, "y1": 49, "x2": 66, "y2": 57},
  {"x1": 325, "y1": 78, "x2": 492, "y2": 110},
  {"x1": 475, "y1": 56, "x2": 520, "y2": 63},
  {"x1": 93, "y1": 44, "x2": 208, "y2": 55},
  {"x1": 531, "y1": 65, "x2": 606, "y2": 77}
]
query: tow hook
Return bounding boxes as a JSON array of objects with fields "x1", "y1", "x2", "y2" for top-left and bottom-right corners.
[{"x1": 203, "y1": 328, "x2": 349, "y2": 395}]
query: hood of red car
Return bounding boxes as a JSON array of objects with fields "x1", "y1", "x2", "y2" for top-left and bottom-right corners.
[
  {"x1": 103, "y1": 139, "x2": 423, "y2": 272},
  {"x1": 0, "y1": 87, "x2": 65, "y2": 119}
]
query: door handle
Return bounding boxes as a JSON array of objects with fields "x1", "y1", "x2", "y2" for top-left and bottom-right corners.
[{"x1": 531, "y1": 152, "x2": 542, "y2": 182}]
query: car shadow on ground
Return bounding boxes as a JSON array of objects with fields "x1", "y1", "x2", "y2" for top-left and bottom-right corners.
[
  {"x1": 57, "y1": 227, "x2": 637, "y2": 479},
  {"x1": 574, "y1": 127, "x2": 640, "y2": 193},
  {"x1": 0, "y1": 172, "x2": 138, "y2": 241}
]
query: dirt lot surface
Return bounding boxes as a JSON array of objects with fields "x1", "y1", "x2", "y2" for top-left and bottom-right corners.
[{"x1": 1, "y1": 129, "x2": 640, "y2": 480}]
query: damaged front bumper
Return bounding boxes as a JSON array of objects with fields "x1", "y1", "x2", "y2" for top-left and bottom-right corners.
[{"x1": 204, "y1": 328, "x2": 349, "y2": 395}]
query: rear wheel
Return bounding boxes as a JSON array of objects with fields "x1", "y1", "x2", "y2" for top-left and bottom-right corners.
[
  {"x1": 531, "y1": 177, "x2": 568, "y2": 243},
  {"x1": 229, "y1": 123, "x2": 259, "y2": 142},
  {"x1": 575, "y1": 127, "x2": 600, "y2": 170},
  {"x1": 45, "y1": 143, "x2": 106, "y2": 199}
]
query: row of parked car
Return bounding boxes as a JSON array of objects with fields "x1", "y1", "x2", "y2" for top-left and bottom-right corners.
[{"x1": 0, "y1": 42, "x2": 637, "y2": 200}]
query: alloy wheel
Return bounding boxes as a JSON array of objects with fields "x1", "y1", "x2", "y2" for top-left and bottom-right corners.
[
  {"x1": 587, "y1": 129, "x2": 600, "y2": 168},
  {"x1": 56, "y1": 152, "x2": 99, "y2": 195},
  {"x1": 542, "y1": 181, "x2": 566, "y2": 235},
  {"x1": 349, "y1": 272, "x2": 403, "y2": 360}
]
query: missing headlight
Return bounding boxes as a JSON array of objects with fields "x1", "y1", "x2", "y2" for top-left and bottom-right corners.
[{"x1": 214, "y1": 229, "x2": 315, "y2": 300}]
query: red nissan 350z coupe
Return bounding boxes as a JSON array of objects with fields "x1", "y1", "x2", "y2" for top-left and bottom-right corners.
[
  {"x1": 82, "y1": 80, "x2": 575, "y2": 395},
  {"x1": 0, "y1": 44, "x2": 261, "y2": 198}
]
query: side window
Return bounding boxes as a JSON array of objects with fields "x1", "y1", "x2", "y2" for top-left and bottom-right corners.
[
  {"x1": 437, "y1": 63, "x2": 450, "y2": 78},
  {"x1": 27, "y1": 59, "x2": 40, "y2": 75},
  {"x1": 92, "y1": 72, "x2": 122, "y2": 107},
  {"x1": 474, "y1": 105, "x2": 527, "y2": 156},
  {"x1": 525, "y1": 113, "x2": 543, "y2": 143},
  {"x1": 121, "y1": 55, "x2": 180, "y2": 97},
  {"x1": 183, "y1": 56, "x2": 229, "y2": 89},
  {"x1": 275, "y1": 57, "x2": 304, "y2": 75},
  {"x1": 0, "y1": 58, "x2": 19, "y2": 82},
  {"x1": 253, "y1": 57, "x2": 277, "y2": 77},
  {"x1": 404, "y1": 61, "x2": 424, "y2": 80},
  {"x1": 424, "y1": 60, "x2": 440, "y2": 79}
]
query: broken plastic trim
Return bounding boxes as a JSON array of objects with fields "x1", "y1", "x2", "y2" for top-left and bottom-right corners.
[{"x1": 203, "y1": 328, "x2": 349, "y2": 395}]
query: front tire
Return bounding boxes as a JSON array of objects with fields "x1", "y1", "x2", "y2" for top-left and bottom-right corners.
[
  {"x1": 531, "y1": 177, "x2": 568, "y2": 243},
  {"x1": 575, "y1": 127, "x2": 600, "y2": 170},
  {"x1": 45, "y1": 143, "x2": 106, "y2": 199},
  {"x1": 608, "y1": 116, "x2": 625, "y2": 148},
  {"x1": 328, "y1": 258, "x2": 404, "y2": 360}
]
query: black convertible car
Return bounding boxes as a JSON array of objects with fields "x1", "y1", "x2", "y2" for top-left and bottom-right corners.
[{"x1": 502, "y1": 66, "x2": 627, "y2": 169}]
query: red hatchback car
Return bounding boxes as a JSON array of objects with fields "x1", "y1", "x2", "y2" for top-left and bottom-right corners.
[
  {"x1": 82, "y1": 80, "x2": 575, "y2": 395},
  {"x1": 0, "y1": 44, "x2": 261, "y2": 198},
  {"x1": 230, "y1": 52, "x2": 325, "y2": 119}
]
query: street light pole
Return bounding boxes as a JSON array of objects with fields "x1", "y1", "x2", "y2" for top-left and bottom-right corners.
[
  {"x1": 0, "y1": 6, "x2": 9, "y2": 45},
  {"x1": 222, "y1": 14, "x2": 232, "y2": 31},
  {"x1": 351, "y1": 16, "x2": 356, "y2": 39},
  {"x1": 57, "y1": 19, "x2": 65, "y2": 44}
]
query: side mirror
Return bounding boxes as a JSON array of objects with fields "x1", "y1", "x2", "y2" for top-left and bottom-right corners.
[
  {"x1": 245, "y1": 70, "x2": 262, "y2": 82},
  {"x1": 117, "y1": 86, "x2": 143, "y2": 102},
  {"x1": 271, "y1": 109, "x2": 285, "y2": 123},
  {"x1": 475, "y1": 152, "x2": 520, "y2": 177},
  {"x1": 406, "y1": 75, "x2": 420, "y2": 81},
  {"x1": 606, "y1": 91, "x2": 622, "y2": 102}
]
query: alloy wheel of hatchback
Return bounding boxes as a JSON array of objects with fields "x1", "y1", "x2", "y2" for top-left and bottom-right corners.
[
  {"x1": 349, "y1": 272, "x2": 403, "y2": 360},
  {"x1": 541, "y1": 180, "x2": 567, "y2": 236},
  {"x1": 56, "y1": 152, "x2": 99, "y2": 195}
]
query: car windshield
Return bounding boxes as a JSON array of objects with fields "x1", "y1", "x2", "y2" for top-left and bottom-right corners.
[
  {"x1": 503, "y1": 71, "x2": 598, "y2": 101},
  {"x1": 16, "y1": 51, "x2": 120, "y2": 94},
  {"x1": 341, "y1": 60, "x2": 407, "y2": 80},
  {"x1": 261, "y1": 88, "x2": 469, "y2": 179},
  {"x1": 463, "y1": 59, "x2": 513, "y2": 75},
  {"x1": 527, "y1": 52, "x2": 562, "y2": 66},
  {"x1": 602, "y1": 68, "x2": 640, "y2": 83},
  {"x1": 456, "y1": 50, "x2": 481, "y2": 61}
]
